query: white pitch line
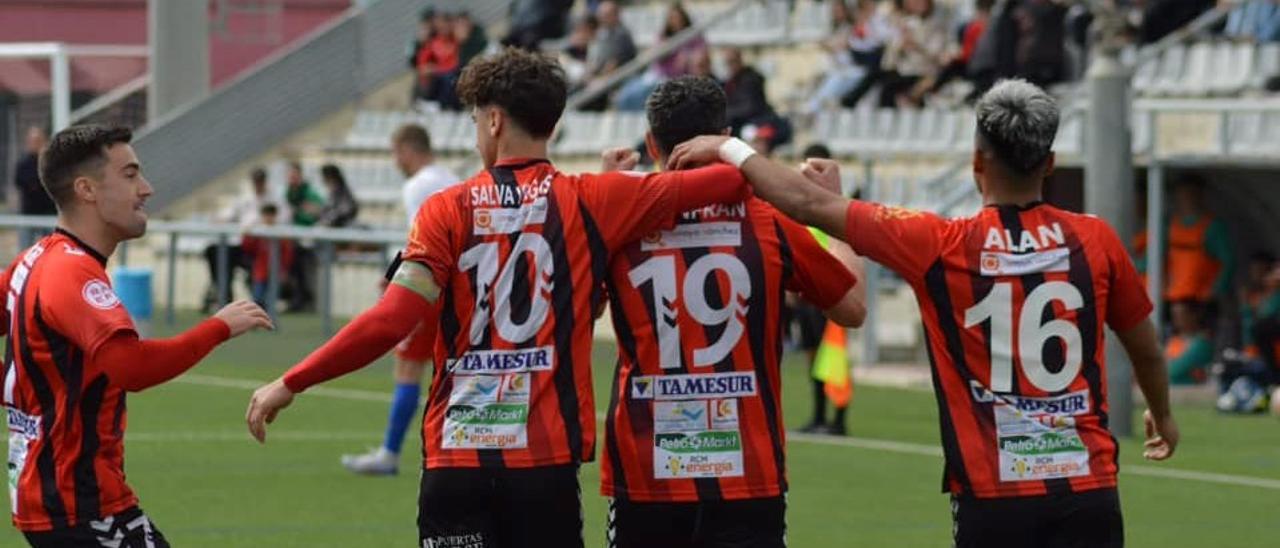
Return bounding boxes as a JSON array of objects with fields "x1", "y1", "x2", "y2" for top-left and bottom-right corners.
[
  {"x1": 126, "y1": 431, "x2": 381, "y2": 442},
  {"x1": 174, "y1": 374, "x2": 1280, "y2": 492}
]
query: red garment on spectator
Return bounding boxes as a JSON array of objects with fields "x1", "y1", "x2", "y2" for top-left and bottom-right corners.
[
  {"x1": 240, "y1": 235, "x2": 295, "y2": 283},
  {"x1": 417, "y1": 35, "x2": 460, "y2": 76},
  {"x1": 960, "y1": 19, "x2": 987, "y2": 63}
]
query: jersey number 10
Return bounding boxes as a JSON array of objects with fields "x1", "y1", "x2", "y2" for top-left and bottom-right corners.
[
  {"x1": 964, "y1": 281, "x2": 1084, "y2": 393},
  {"x1": 458, "y1": 234, "x2": 554, "y2": 345}
]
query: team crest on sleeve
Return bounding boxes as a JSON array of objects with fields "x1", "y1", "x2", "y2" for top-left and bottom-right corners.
[
  {"x1": 82, "y1": 280, "x2": 121, "y2": 310},
  {"x1": 874, "y1": 205, "x2": 923, "y2": 221}
]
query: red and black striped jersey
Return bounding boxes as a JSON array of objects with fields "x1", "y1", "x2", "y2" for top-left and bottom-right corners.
[
  {"x1": 2, "y1": 230, "x2": 137, "y2": 531},
  {"x1": 845, "y1": 201, "x2": 1151, "y2": 499},
  {"x1": 602, "y1": 198, "x2": 857, "y2": 502},
  {"x1": 403, "y1": 159, "x2": 742, "y2": 470}
]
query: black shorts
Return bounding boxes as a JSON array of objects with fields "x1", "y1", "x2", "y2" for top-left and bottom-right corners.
[
  {"x1": 607, "y1": 496, "x2": 786, "y2": 548},
  {"x1": 952, "y1": 488, "x2": 1123, "y2": 548},
  {"x1": 418, "y1": 464, "x2": 583, "y2": 548},
  {"x1": 791, "y1": 303, "x2": 826, "y2": 351},
  {"x1": 23, "y1": 506, "x2": 168, "y2": 548}
]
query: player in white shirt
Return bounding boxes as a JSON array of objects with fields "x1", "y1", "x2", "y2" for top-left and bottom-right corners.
[{"x1": 341, "y1": 124, "x2": 460, "y2": 475}]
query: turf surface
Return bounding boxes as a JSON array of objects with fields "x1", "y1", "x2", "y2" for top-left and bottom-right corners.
[{"x1": 2, "y1": 313, "x2": 1278, "y2": 546}]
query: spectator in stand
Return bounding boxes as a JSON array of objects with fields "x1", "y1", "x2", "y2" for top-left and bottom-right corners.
[
  {"x1": 615, "y1": 2, "x2": 708, "y2": 111},
  {"x1": 806, "y1": 0, "x2": 868, "y2": 114},
  {"x1": 688, "y1": 47, "x2": 714, "y2": 78},
  {"x1": 723, "y1": 47, "x2": 792, "y2": 152},
  {"x1": 581, "y1": 0, "x2": 637, "y2": 111},
  {"x1": 315, "y1": 164, "x2": 359, "y2": 228},
  {"x1": 1164, "y1": 175, "x2": 1234, "y2": 313},
  {"x1": 503, "y1": 0, "x2": 574, "y2": 50},
  {"x1": 879, "y1": 0, "x2": 949, "y2": 108},
  {"x1": 14, "y1": 126, "x2": 55, "y2": 216},
  {"x1": 1166, "y1": 301, "x2": 1214, "y2": 385},
  {"x1": 838, "y1": 0, "x2": 899, "y2": 108},
  {"x1": 1015, "y1": 0, "x2": 1069, "y2": 88},
  {"x1": 285, "y1": 161, "x2": 324, "y2": 227},
  {"x1": 411, "y1": 9, "x2": 461, "y2": 109},
  {"x1": 919, "y1": 0, "x2": 992, "y2": 103},
  {"x1": 241, "y1": 204, "x2": 295, "y2": 309},
  {"x1": 453, "y1": 10, "x2": 489, "y2": 69},
  {"x1": 1225, "y1": 0, "x2": 1280, "y2": 42},
  {"x1": 202, "y1": 167, "x2": 287, "y2": 313},
  {"x1": 562, "y1": 15, "x2": 598, "y2": 90},
  {"x1": 284, "y1": 161, "x2": 322, "y2": 312},
  {"x1": 1139, "y1": 0, "x2": 1214, "y2": 44}
]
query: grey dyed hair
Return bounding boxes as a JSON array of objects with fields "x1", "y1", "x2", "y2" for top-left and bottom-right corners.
[{"x1": 974, "y1": 79, "x2": 1059, "y2": 176}]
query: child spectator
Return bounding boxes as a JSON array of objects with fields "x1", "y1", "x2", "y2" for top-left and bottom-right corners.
[{"x1": 241, "y1": 204, "x2": 296, "y2": 309}]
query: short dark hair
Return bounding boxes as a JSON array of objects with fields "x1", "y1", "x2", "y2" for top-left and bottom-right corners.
[
  {"x1": 260, "y1": 203, "x2": 279, "y2": 216},
  {"x1": 392, "y1": 124, "x2": 432, "y2": 154},
  {"x1": 250, "y1": 167, "x2": 267, "y2": 184},
  {"x1": 802, "y1": 143, "x2": 832, "y2": 159},
  {"x1": 456, "y1": 47, "x2": 567, "y2": 138},
  {"x1": 646, "y1": 76, "x2": 727, "y2": 156},
  {"x1": 38, "y1": 124, "x2": 133, "y2": 209}
]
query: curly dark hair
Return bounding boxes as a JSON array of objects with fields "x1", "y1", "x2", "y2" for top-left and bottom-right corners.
[
  {"x1": 455, "y1": 47, "x2": 567, "y2": 138},
  {"x1": 38, "y1": 124, "x2": 133, "y2": 209},
  {"x1": 645, "y1": 76, "x2": 727, "y2": 156}
]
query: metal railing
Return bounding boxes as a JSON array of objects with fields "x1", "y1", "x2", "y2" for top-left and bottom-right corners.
[{"x1": 0, "y1": 215, "x2": 404, "y2": 337}]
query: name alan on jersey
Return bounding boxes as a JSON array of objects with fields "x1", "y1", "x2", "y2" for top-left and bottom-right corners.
[
  {"x1": 470, "y1": 174, "x2": 553, "y2": 208},
  {"x1": 983, "y1": 222, "x2": 1066, "y2": 253}
]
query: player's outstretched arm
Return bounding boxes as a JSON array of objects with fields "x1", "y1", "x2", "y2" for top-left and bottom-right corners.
[
  {"x1": 1115, "y1": 318, "x2": 1179, "y2": 461},
  {"x1": 800, "y1": 158, "x2": 867, "y2": 328},
  {"x1": 667, "y1": 136, "x2": 850, "y2": 238},
  {"x1": 95, "y1": 300, "x2": 273, "y2": 392},
  {"x1": 246, "y1": 265, "x2": 439, "y2": 443}
]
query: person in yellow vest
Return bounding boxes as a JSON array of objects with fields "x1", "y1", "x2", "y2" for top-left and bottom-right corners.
[
  {"x1": 1165, "y1": 176, "x2": 1234, "y2": 308},
  {"x1": 1167, "y1": 301, "x2": 1214, "y2": 385},
  {"x1": 794, "y1": 143, "x2": 867, "y2": 436}
]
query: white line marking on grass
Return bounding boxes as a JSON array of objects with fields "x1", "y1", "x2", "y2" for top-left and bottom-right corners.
[
  {"x1": 175, "y1": 374, "x2": 1280, "y2": 491},
  {"x1": 126, "y1": 431, "x2": 381, "y2": 442},
  {"x1": 177, "y1": 374, "x2": 400, "y2": 403}
]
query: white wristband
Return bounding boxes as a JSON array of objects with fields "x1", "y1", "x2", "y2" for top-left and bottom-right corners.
[{"x1": 718, "y1": 137, "x2": 757, "y2": 169}]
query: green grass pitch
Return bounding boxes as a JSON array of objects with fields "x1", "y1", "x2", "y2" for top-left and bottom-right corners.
[{"x1": 3, "y1": 313, "x2": 1278, "y2": 546}]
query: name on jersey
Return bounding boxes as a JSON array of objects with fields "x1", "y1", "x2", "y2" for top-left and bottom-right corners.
[
  {"x1": 470, "y1": 174, "x2": 552, "y2": 208},
  {"x1": 6, "y1": 409, "x2": 39, "y2": 439},
  {"x1": 473, "y1": 198, "x2": 548, "y2": 234},
  {"x1": 632, "y1": 372, "x2": 757, "y2": 400},
  {"x1": 640, "y1": 222, "x2": 742, "y2": 251},
  {"x1": 446, "y1": 346, "x2": 554, "y2": 374},
  {"x1": 680, "y1": 202, "x2": 747, "y2": 222},
  {"x1": 971, "y1": 382, "x2": 1091, "y2": 416},
  {"x1": 983, "y1": 223, "x2": 1066, "y2": 253},
  {"x1": 6, "y1": 243, "x2": 45, "y2": 315}
]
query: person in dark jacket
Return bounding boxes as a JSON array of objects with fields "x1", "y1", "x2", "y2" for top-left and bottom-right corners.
[
  {"x1": 316, "y1": 164, "x2": 359, "y2": 228},
  {"x1": 722, "y1": 48, "x2": 792, "y2": 152},
  {"x1": 14, "y1": 126, "x2": 55, "y2": 215}
]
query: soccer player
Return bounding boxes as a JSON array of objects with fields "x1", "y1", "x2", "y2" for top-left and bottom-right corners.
[
  {"x1": 2, "y1": 125, "x2": 272, "y2": 547},
  {"x1": 340, "y1": 123, "x2": 461, "y2": 476},
  {"x1": 598, "y1": 76, "x2": 867, "y2": 548},
  {"x1": 245, "y1": 48, "x2": 751, "y2": 547},
  {"x1": 667, "y1": 80, "x2": 1179, "y2": 547}
]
